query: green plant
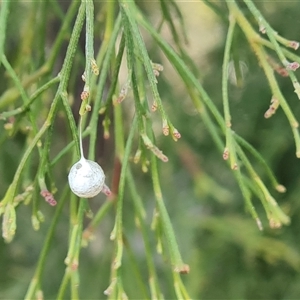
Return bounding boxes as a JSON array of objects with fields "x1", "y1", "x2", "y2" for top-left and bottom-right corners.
[{"x1": 1, "y1": 1, "x2": 300, "y2": 299}]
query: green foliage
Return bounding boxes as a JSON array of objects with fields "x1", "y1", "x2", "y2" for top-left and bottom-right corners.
[{"x1": 1, "y1": 0, "x2": 300, "y2": 299}]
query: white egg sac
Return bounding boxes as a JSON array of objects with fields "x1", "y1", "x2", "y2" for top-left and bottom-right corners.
[{"x1": 68, "y1": 157, "x2": 105, "y2": 198}]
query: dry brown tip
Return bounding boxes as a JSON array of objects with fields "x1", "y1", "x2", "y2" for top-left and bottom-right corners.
[{"x1": 174, "y1": 264, "x2": 190, "y2": 274}]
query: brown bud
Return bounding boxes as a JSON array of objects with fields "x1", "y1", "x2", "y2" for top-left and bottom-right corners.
[{"x1": 81, "y1": 91, "x2": 89, "y2": 101}]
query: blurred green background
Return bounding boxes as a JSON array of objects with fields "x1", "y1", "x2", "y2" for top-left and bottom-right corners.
[{"x1": 1, "y1": 1, "x2": 300, "y2": 299}]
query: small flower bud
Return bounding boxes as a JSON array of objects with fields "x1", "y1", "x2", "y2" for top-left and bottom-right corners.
[
  {"x1": 259, "y1": 24, "x2": 266, "y2": 34},
  {"x1": 286, "y1": 62, "x2": 300, "y2": 71},
  {"x1": 133, "y1": 149, "x2": 142, "y2": 164},
  {"x1": 37, "y1": 210, "x2": 45, "y2": 222},
  {"x1": 102, "y1": 118, "x2": 111, "y2": 139},
  {"x1": 223, "y1": 148, "x2": 229, "y2": 160},
  {"x1": 232, "y1": 162, "x2": 238, "y2": 170},
  {"x1": 142, "y1": 160, "x2": 149, "y2": 173},
  {"x1": 81, "y1": 90, "x2": 89, "y2": 101},
  {"x1": 269, "y1": 218, "x2": 281, "y2": 229},
  {"x1": 288, "y1": 41, "x2": 299, "y2": 50},
  {"x1": 91, "y1": 58, "x2": 99, "y2": 75},
  {"x1": 276, "y1": 184, "x2": 286, "y2": 193},
  {"x1": 40, "y1": 190, "x2": 57, "y2": 206},
  {"x1": 267, "y1": 57, "x2": 288, "y2": 77},
  {"x1": 264, "y1": 97, "x2": 279, "y2": 118},
  {"x1": 151, "y1": 101, "x2": 158, "y2": 112},
  {"x1": 32, "y1": 215, "x2": 40, "y2": 231},
  {"x1": 117, "y1": 81, "x2": 130, "y2": 103},
  {"x1": 152, "y1": 62, "x2": 164, "y2": 72},
  {"x1": 99, "y1": 106, "x2": 106, "y2": 115},
  {"x1": 276, "y1": 67, "x2": 289, "y2": 77},
  {"x1": 101, "y1": 185, "x2": 112, "y2": 197},
  {"x1": 162, "y1": 121, "x2": 169, "y2": 136},
  {"x1": 162, "y1": 127, "x2": 169, "y2": 136},
  {"x1": 151, "y1": 62, "x2": 163, "y2": 80},
  {"x1": 172, "y1": 128, "x2": 181, "y2": 141},
  {"x1": 153, "y1": 69, "x2": 160, "y2": 77},
  {"x1": 2, "y1": 204, "x2": 16, "y2": 243},
  {"x1": 82, "y1": 72, "x2": 86, "y2": 82},
  {"x1": 104, "y1": 279, "x2": 117, "y2": 296},
  {"x1": 141, "y1": 134, "x2": 168, "y2": 162},
  {"x1": 4, "y1": 122, "x2": 13, "y2": 130},
  {"x1": 174, "y1": 264, "x2": 190, "y2": 274}
]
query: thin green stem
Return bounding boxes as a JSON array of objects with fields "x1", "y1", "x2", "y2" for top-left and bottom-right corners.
[
  {"x1": 123, "y1": 237, "x2": 150, "y2": 299},
  {"x1": 110, "y1": 115, "x2": 138, "y2": 269},
  {"x1": 102, "y1": 34, "x2": 126, "y2": 112},
  {"x1": 235, "y1": 134, "x2": 285, "y2": 192},
  {"x1": 235, "y1": 166, "x2": 263, "y2": 230},
  {"x1": 236, "y1": 144, "x2": 290, "y2": 226},
  {"x1": 173, "y1": 272, "x2": 190, "y2": 300},
  {"x1": 85, "y1": 0, "x2": 95, "y2": 79},
  {"x1": 150, "y1": 138, "x2": 189, "y2": 273},
  {"x1": 24, "y1": 187, "x2": 69, "y2": 299},
  {"x1": 56, "y1": 269, "x2": 71, "y2": 300},
  {"x1": 71, "y1": 270, "x2": 80, "y2": 300},
  {"x1": 88, "y1": 14, "x2": 122, "y2": 159},
  {"x1": 59, "y1": 3, "x2": 86, "y2": 89},
  {"x1": 222, "y1": 15, "x2": 238, "y2": 170},
  {"x1": 60, "y1": 198, "x2": 86, "y2": 297},
  {"x1": 79, "y1": 0, "x2": 95, "y2": 115},
  {"x1": 61, "y1": 92, "x2": 81, "y2": 158},
  {"x1": 0, "y1": 0, "x2": 10, "y2": 68},
  {"x1": 127, "y1": 170, "x2": 163, "y2": 299},
  {"x1": 188, "y1": 87, "x2": 263, "y2": 228}
]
